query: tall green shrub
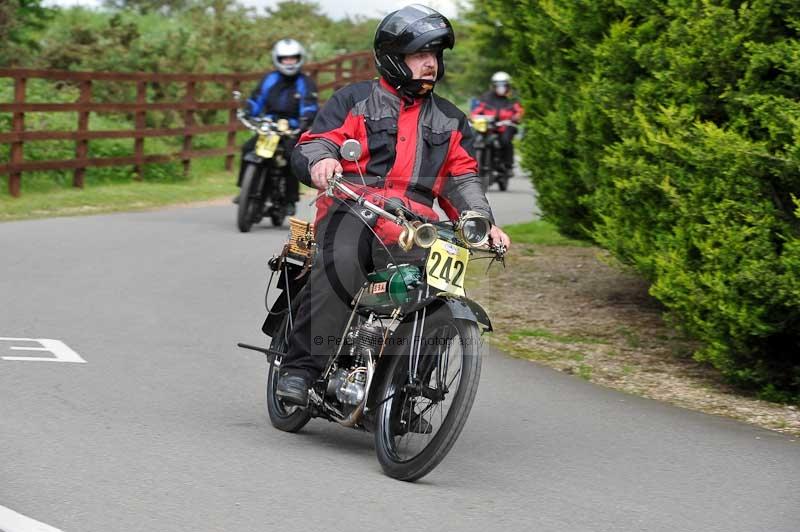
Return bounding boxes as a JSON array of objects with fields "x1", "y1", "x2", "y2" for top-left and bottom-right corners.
[{"x1": 473, "y1": 0, "x2": 800, "y2": 400}]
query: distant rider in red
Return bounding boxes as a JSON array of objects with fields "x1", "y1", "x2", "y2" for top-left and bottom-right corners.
[{"x1": 471, "y1": 71, "x2": 524, "y2": 174}]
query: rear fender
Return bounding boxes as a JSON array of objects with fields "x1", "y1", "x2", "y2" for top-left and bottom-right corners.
[{"x1": 261, "y1": 260, "x2": 309, "y2": 337}]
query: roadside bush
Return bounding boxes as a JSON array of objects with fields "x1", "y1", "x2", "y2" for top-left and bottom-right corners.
[{"x1": 472, "y1": 0, "x2": 800, "y2": 400}]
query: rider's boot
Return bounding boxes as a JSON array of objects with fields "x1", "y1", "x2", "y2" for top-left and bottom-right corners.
[
  {"x1": 286, "y1": 202, "x2": 296, "y2": 216},
  {"x1": 276, "y1": 370, "x2": 311, "y2": 406}
]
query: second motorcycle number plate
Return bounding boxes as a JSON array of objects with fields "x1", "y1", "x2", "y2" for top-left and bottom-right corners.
[
  {"x1": 426, "y1": 239, "x2": 469, "y2": 297},
  {"x1": 256, "y1": 134, "x2": 280, "y2": 158}
]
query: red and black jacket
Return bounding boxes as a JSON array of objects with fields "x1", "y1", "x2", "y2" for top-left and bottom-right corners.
[
  {"x1": 471, "y1": 91, "x2": 524, "y2": 132},
  {"x1": 291, "y1": 78, "x2": 493, "y2": 244}
]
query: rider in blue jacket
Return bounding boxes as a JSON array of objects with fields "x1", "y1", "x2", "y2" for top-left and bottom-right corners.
[{"x1": 236, "y1": 38, "x2": 318, "y2": 214}]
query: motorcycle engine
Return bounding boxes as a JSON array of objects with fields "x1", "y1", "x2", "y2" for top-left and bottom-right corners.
[{"x1": 325, "y1": 317, "x2": 385, "y2": 406}]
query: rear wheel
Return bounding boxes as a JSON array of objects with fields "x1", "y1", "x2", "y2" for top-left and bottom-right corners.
[
  {"x1": 265, "y1": 315, "x2": 311, "y2": 432},
  {"x1": 374, "y1": 310, "x2": 483, "y2": 481},
  {"x1": 237, "y1": 164, "x2": 260, "y2": 233}
]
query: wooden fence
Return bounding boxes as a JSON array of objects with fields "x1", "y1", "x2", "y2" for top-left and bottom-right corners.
[{"x1": 0, "y1": 51, "x2": 374, "y2": 197}]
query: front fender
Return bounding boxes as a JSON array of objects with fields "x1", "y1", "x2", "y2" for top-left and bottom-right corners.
[
  {"x1": 244, "y1": 152, "x2": 265, "y2": 165},
  {"x1": 438, "y1": 296, "x2": 492, "y2": 332},
  {"x1": 397, "y1": 293, "x2": 492, "y2": 332}
]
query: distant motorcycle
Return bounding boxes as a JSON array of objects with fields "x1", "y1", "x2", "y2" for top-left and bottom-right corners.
[
  {"x1": 238, "y1": 140, "x2": 507, "y2": 482},
  {"x1": 234, "y1": 94, "x2": 301, "y2": 232},
  {"x1": 470, "y1": 115, "x2": 515, "y2": 192}
]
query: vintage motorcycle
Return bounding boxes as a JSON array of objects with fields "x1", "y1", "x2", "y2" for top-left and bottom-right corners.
[
  {"x1": 234, "y1": 93, "x2": 301, "y2": 232},
  {"x1": 470, "y1": 115, "x2": 516, "y2": 192},
  {"x1": 238, "y1": 140, "x2": 506, "y2": 482}
]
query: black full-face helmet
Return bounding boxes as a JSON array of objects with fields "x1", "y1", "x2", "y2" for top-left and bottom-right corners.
[{"x1": 374, "y1": 4, "x2": 455, "y2": 95}]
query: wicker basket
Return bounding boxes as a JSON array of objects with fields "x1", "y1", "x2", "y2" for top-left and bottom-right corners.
[{"x1": 287, "y1": 217, "x2": 315, "y2": 259}]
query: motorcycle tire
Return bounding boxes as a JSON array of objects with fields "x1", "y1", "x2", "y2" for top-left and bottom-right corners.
[
  {"x1": 265, "y1": 315, "x2": 312, "y2": 433},
  {"x1": 271, "y1": 213, "x2": 285, "y2": 227},
  {"x1": 272, "y1": 175, "x2": 288, "y2": 227},
  {"x1": 475, "y1": 148, "x2": 491, "y2": 192},
  {"x1": 373, "y1": 310, "x2": 482, "y2": 482},
  {"x1": 237, "y1": 164, "x2": 260, "y2": 233}
]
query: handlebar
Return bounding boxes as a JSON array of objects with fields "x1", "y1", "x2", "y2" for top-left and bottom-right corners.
[
  {"x1": 327, "y1": 172, "x2": 405, "y2": 226},
  {"x1": 326, "y1": 173, "x2": 506, "y2": 257},
  {"x1": 236, "y1": 109, "x2": 301, "y2": 136},
  {"x1": 471, "y1": 115, "x2": 516, "y2": 128},
  {"x1": 494, "y1": 119, "x2": 516, "y2": 128}
]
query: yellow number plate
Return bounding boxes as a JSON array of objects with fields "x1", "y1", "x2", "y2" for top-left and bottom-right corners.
[
  {"x1": 425, "y1": 239, "x2": 469, "y2": 297},
  {"x1": 471, "y1": 118, "x2": 488, "y2": 133},
  {"x1": 255, "y1": 133, "x2": 280, "y2": 158}
]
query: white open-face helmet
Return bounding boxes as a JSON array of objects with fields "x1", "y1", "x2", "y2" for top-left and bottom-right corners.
[
  {"x1": 272, "y1": 38, "x2": 306, "y2": 76},
  {"x1": 491, "y1": 71, "x2": 511, "y2": 86},
  {"x1": 491, "y1": 71, "x2": 511, "y2": 95}
]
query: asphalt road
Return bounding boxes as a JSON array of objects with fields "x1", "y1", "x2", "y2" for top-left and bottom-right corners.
[{"x1": 1, "y1": 175, "x2": 798, "y2": 532}]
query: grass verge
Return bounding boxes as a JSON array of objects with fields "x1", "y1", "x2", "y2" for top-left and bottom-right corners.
[
  {"x1": 467, "y1": 222, "x2": 800, "y2": 437},
  {"x1": 0, "y1": 158, "x2": 237, "y2": 222},
  {"x1": 502, "y1": 219, "x2": 591, "y2": 247}
]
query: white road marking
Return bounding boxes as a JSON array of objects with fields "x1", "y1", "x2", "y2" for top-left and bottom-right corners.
[
  {"x1": 0, "y1": 338, "x2": 87, "y2": 363},
  {"x1": 0, "y1": 505, "x2": 64, "y2": 532}
]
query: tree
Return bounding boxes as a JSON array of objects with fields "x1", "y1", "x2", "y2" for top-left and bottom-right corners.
[
  {"x1": 438, "y1": 9, "x2": 511, "y2": 106},
  {"x1": 0, "y1": 0, "x2": 51, "y2": 67},
  {"x1": 102, "y1": 0, "x2": 192, "y2": 14}
]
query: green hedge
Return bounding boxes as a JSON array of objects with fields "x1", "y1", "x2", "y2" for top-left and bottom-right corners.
[{"x1": 476, "y1": 0, "x2": 800, "y2": 401}]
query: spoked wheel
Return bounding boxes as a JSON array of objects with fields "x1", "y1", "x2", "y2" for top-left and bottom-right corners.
[
  {"x1": 374, "y1": 310, "x2": 483, "y2": 481},
  {"x1": 237, "y1": 164, "x2": 261, "y2": 233},
  {"x1": 265, "y1": 315, "x2": 311, "y2": 432}
]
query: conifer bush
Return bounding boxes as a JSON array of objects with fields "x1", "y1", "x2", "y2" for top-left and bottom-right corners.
[{"x1": 478, "y1": 0, "x2": 800, "y2": 400}]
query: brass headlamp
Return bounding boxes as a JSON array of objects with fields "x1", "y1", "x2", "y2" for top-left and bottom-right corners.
[{"x1": 456, "y1": 211, "x2": 492, "y2": 248}]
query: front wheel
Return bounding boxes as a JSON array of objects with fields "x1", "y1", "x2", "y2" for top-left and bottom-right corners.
[
  {"x1": 237, "y1": 163, "x2": 261, "y2": 233},
  {"x1": 270, "y1": 212, "x2": 285, "y2": 227},
  {"x1": 475, "y1": 147, "x2": 491, "y2": 192},
  {"x1": 265, "y1": 315, "x2": 311, "y2": 432},
  {"x1": 373, "y1": 310, "x2": 483, "y2": 481}
]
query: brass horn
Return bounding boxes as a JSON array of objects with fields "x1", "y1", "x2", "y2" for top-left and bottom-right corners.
[
  {"x1": 398, "y1": 221, "x2": 439, "y2": 251},
  {"x1": 412, "y1": 221, "x2": 438, "y2": 248},
  {"x1": 398, "y1": 224, "x2": 415, "y2": 251}
]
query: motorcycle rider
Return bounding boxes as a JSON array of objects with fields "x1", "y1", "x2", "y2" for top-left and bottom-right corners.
[
  {"x1": 275, "y1": 4, "x2": 512, "y2": 406},
  {"x1": 235, "y1": 38, "x2": 318, "y2": 215},
  {"x1": 471, "y1": 71, "x2": 524, "y2": 175}
]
